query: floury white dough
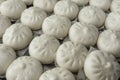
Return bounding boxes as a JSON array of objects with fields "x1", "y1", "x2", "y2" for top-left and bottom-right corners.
[
  {"x1": 61, "y1": 0, "x2": 89, "y2": 6},
  {"x1": 110, "y1": 0, "x2": 120, "y2": 12},
  {"x1": 0, "y1": 0, "x2": 5, "y2": 13},
  {"x1": 6, "y1": 56, "x2": 43, "y2": 80},
  {"x1": 97, "y1": 30, "x2": 120, "y2": 57},
  {"x1": 54, "y1": 0, "x2": 79, "y2": 20},
  {"x1": 0, "y1": 15, "x2": 11, "y2": 38},
  {"x1": 21, "y1": 7, "x2": 47, "y2": 30},
  {"x1": 89, "y1": 0, "x2": 112, "y2": 11},
  {"x1": 56, "y1": 41, "x2": 88, "y2": 72},
  {"x1": 84, "y1": 50, "x2": 120, "y2": 80},
  {"x1": 29, "y1": 34, "x2": 60, "y2": 64},
  {"x1": 21, "y1": 0, "x2": 34, "y2": 5},
  {"x1": 34, "y1": 0, "x2": 57, "y2": 12},
  {"x1": 71, "y1": 0, "x2": 89, "y2": 6},
  {"x1": 78, "y1": 6, "x2": 106, "y2": 28},
  {"x1": 42, "y1": 15, "x2": 71, "y2": 39},
  {"x1": 39, "y1": 67, "x2": 75, "y2": 80},
  {"x1": 105, "y1": 12, "x2": 120, "y2": 31},
  {"x1": 3, "y1": 23, "x2": 33, "y2": 50},
  {"x1": 0, "y1": 0, "x2": 5, "y2": 5},
  {"x1": 0, "y1": 44, "x2": 16, "y2": 75},
  {"x1": 0, "y1": 0, "x2": 26, "y2": 19},
  {"x1": 69, "y1": 22, "x2": 99, "y2": 47}
]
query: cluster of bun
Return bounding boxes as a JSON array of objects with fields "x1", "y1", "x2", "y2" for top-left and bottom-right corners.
[{"x1": 0, "y1": 0, "x2": 120, "y2": 80}]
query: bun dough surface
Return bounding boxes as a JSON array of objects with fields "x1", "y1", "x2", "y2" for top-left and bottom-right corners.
[
  {"x1": 54, "y1": 0, "x2": 79, "y2": 20},
  {"x1": 42, "y1": 15, "x2": 71, "y2": 39},
  {"x1": 84, "y1": 50, "x2": 120, "y2": 80},
  {"x1": 60, "y1": 0, "x2": 89, "y2": 6},
  {"x1": 56, "y1": 41, "x2": 88, "y2": 72},
  {"x1": 0, "y1": 15, "x2": 11, "y2": 38},
  {"x1": 0, "y1": 44, "x2": 16, "y2": 75},
  {"x1": 3, "y1": 23, "x2": 33, "y2": 50},
  {"x1": 89, "y1": 0, "x2": 112, "y2": 11},
  {"x1": 29, "y1": 34, "x2": 60, "y2": 64},
  {"x1": 0, "y1": 0, "x2": 5, "y2": 5},
  {"x1": 39, "y1": 67, "x2": 75, "y2": 80},
  {"x1": 110, "y1": 0, "x2": 120, "y2": 12},
  {"x1": 0, "y1": 0, "x2": 26, "y2": 19},
  {"x1": 105, "y1": 12, "x2": 120, "y2": 31},
  {"x1": 69, "y1": 22, "x2": 99, "y2": 47},
  {"x1": 78, "y1": 6, "x2": 106, "y2": 27},
  {"x1": 34, "y1": 0, "x2": 57, "y2": 12},
  {"x1": 97, "y1": 30, "x2": 120, "y2": 57},
  {"x1": 71, "y1": 0, "x2": 89, "y2": 6},
  {"x1": 21, "y1": 7, "x2": 47, "y2": 30},
  {"x1": 6, "y1": 56, "x2": 43, "y2": 80}
]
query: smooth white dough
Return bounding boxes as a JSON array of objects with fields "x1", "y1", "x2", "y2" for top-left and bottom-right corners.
[
  {"x1": 0, "y1": 0, "x2": 5, "y2": 13},
  {"x1": 69, "y1": 22, "x2": 99, "y2": 47},
  {"x1": 39, "y1": 67, "x2": 75, "y2": 80},
  {"x1": 0, "y1": 44, "x2": 16, "y2": 75},
  {"x1": 72, "y1": 0, "x2": 89, "y2": 6},
  {"x1": 29, "y1": 34, "x2": 60, "y2": 64},
  {"x1": 0, "y1": 15, "x2": 11, "y2": 38},
  {"x1": 97, "y1": 30, "x2": 120, "y2": 57},
  {"x1": 21, "y1": 7, "x2": 47, "y2": 30},
  {"x1": 42, "y1": 15, "x2": 71, "y2": 39},
  {"x1": 3, "y1": 23, "x2": 33, "y2": 50},
  {"x1": 89, "y1": 0, "x2": 112, "y2": 11},
  {"x1": 0, "y1": 0, "x2": 26, "y2": 19},
  {"x1": 56, "y1": 41, "x2": 88, "y2": 72},
  {"x1": 105, "y1": 12, "x2": 120, "y2": 31},
  {"x1": 6, "y1": 56, "x2": 43, "y2": 80},
  {"x1": 110, "y1": 0, "x2": 120, "y2": 12},
  {"x1": 0, "y1": 0, "x2": 5, "y2": 5},
  {"x1": 84, "y1": 50, "x2": 120, "y2": 80},
  {"x1": 34, "y1": 0, "x2": 57, "y2": 12},
  {"x1": 78, "y1": 6, "x2": 106, "y2": 27},
  {"x1": 21, "y1": 0, "x2": 34, "y2": 5},
  {"x1": 54, "y1": 0, "x2": 79, "y2": 20},
  {"x1": 61, "y1": 0, "x2": 89, "y2": 6}
]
